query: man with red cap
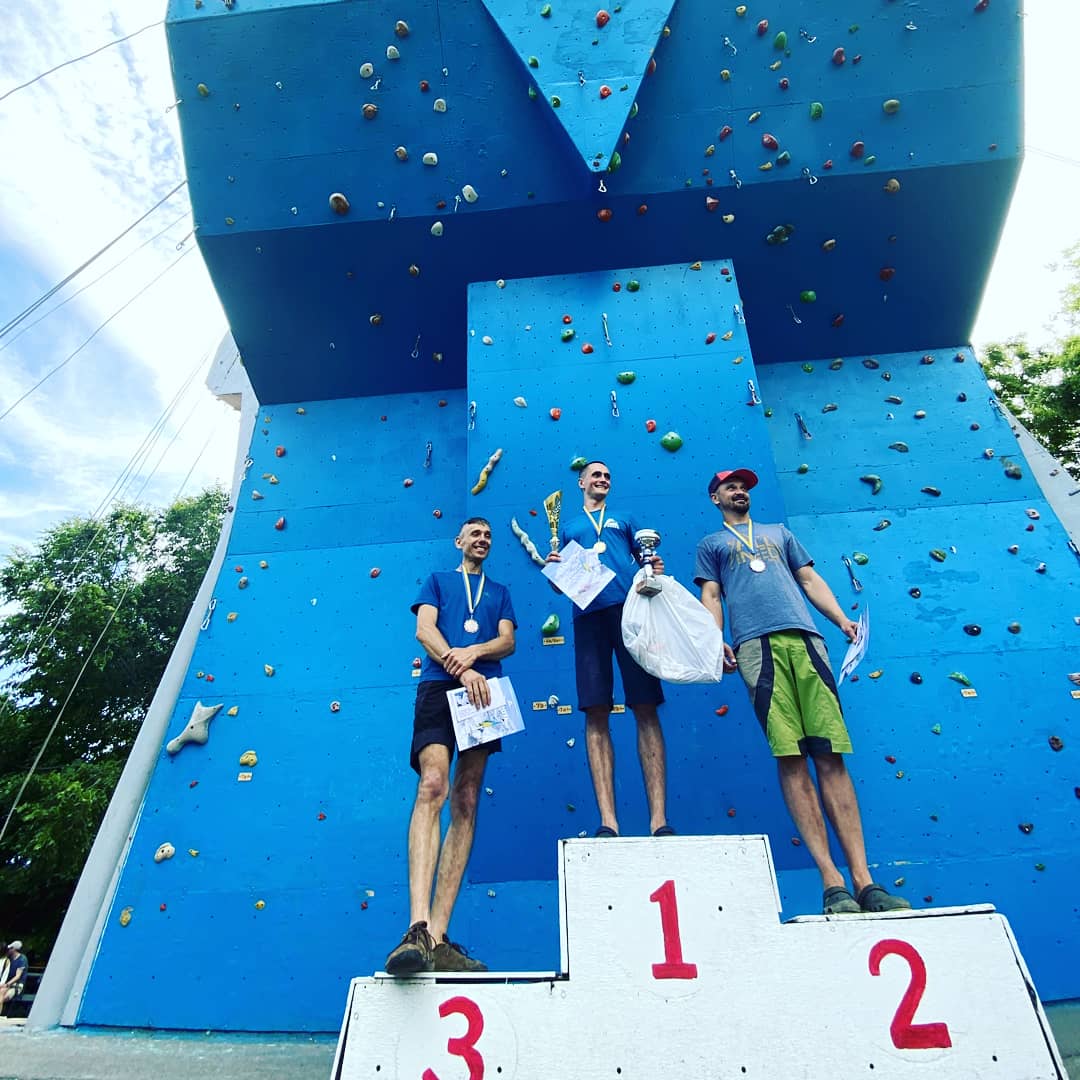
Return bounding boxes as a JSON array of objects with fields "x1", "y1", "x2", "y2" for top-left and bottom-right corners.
[{"x1": 694, "y1": 468, "x2": 910, "y2": 915}]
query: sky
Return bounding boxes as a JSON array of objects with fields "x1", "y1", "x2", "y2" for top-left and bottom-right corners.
[{"x1": 0, "y1": 2, "x2": 1076, "y2": 559}]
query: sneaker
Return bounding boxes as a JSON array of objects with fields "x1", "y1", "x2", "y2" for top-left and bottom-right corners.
[
  {"x1": 822, "y1": 886, "x2": 862, "y2": 914},
  {"x1": 385, "y1": 921, "x2": 434, "y2": 975},
  {"x1": 857, "y1": 883, "x2": 912, "y2": 913},
  {"x1": 432, "y1": 936, "x2": 488, "y2": 972}
]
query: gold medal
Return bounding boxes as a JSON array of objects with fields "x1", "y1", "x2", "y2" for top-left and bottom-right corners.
[
  {"x1": 584, "y1": 504, "x2": 608, "y2": 554},
  {"x1": 593, "y1": 541, "x2": 607, "y2": 554}
]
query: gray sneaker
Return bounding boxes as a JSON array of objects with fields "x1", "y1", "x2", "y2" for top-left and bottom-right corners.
[
  {"x1": 822, "y1": 886, "x2": 862, "y2": 914},
  {"x1": 385, "y1": 921, "x2": 434, "y2": 975},
  {"x1": 857, "y1": 883, "x2": 912, "y2": 913},
  {"x1": 432, "y1": 936, "x2": 488, "y2": 972}
]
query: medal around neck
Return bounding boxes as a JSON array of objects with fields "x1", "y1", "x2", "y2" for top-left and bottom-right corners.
[{"x1": 460, "y1": 566, "x2": 485, "y2": 634}]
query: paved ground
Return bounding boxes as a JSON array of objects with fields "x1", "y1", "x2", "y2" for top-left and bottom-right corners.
[{"x1": 0, "y1": 1006, "x2": 1076, "y2": 1079}]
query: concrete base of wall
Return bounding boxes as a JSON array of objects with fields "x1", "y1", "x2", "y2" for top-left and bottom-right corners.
[{"x1": 1047, "y1": 1002, "x2": 1080, "y2": 1079}]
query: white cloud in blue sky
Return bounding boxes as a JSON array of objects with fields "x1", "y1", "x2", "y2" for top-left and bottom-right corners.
[{"x1": 0, "y1": 2, "x2": 1077, "y2": 557}]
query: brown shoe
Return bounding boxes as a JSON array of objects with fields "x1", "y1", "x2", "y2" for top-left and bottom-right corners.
[
  {"x1": 432, "y1": 936, "x2": 488, "y2": 972},
  {"x1": 385, "y1": 921, "x2": 434, "y2": 975}
]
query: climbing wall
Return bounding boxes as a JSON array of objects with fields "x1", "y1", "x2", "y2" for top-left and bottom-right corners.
[{"x1": 59, "y1": 0, "x2": 1077, "y2": 1038}]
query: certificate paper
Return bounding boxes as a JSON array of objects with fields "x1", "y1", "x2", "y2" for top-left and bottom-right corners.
[
  {"x1": 540, "y1": 539, "x2": 616, "y2": 611},
  {"x1": 446, "y1": 676, "x2": 525, "y2": 752},
  {"x1": 837, "y1": 607, "x2": 870, "y2": 686}
]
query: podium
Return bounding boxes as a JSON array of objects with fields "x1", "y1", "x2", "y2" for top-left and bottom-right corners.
[{"x1": 332, "y1": 836, "x2": 1066, "y2": 1079}]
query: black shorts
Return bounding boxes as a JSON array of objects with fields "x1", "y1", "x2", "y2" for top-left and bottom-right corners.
[
  {"x1": 410, "y1": 679, "x2": 502, "y2": 774},
  {"x1": 573, "y1": 604, "x2": 665, "y2": 711}
]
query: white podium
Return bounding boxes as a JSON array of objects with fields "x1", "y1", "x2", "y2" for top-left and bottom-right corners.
[{"x1": 332, "y1": 836, "x2": 1066, "y2": 1079}]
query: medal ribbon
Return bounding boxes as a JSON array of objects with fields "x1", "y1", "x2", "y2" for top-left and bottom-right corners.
[
  {"x1": 722, "y1": 518, "x2": 756, "y2": 556},
  {"x1": 460, "y1": 566, "x2": 485, "y2": 619},
  {"x1": 583, "y1": 504, "x2": 607, "y2": 542}
]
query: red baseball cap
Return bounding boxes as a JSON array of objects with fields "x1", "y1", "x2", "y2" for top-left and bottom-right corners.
[{"x1": 708, "y1": 468, "x2": 759, "y2": 495}]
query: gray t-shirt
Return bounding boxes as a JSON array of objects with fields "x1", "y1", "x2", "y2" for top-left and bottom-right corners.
[{"x1": 694, "y1": 521, "x2": 819, "y2": 648}]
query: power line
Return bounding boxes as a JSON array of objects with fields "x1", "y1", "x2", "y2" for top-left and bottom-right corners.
[
  {"x1": 0, "y1": 19, "x2": 164, "y2": 105},
  {"x1": 0, "y1": 209, "x2": 192, "y2": 355},
  {"x1": 0, "y1": 180, "x2": 188, "y2": 343},
  {"x1": 1024, "y1": 145, "x2": 1080, "y2": 169},
  {"x1": 0, "y1": 245, "x2": 193, "y2": 424}
]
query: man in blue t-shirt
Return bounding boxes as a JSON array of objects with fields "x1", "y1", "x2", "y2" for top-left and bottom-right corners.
[
  {"x1": 694, "y1": 468, "x2": 910, "y2": 916},
  {"x1": 385, "y1": 517, "x2": 517, "y2": 975},
  {"x1": 0, "y1": 941, "x2": 27, "y2": 1015},
  {"x1": 546, "y1": 461, "x2": 673, "y2": 838}
]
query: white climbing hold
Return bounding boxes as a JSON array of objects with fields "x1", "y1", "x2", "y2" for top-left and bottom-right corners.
[
  {"x1": 462, "y1": 184, "x2": 479, "y2": 203},
  {"x1": 433, "y1": 97, "x2": 447, "y2": 112},
  {"x1": 359, "y1": 62, "x2": 374, "y2": 78},
  {"x1": 422, "y1": 152, "x2": 438, "y2": 166},
  {"x1": 386, "y1": 44, "x2": 400, "y2": 60},
  {"x1": 513, "y1": 396, "x2": 528, "y2": 407},
  {"x1": 430, "y1": 221, "x2": 444, "y2": 236},
  {"x1": 154, "y1": 842, "x2": 176, "y2": 863},
  {"x1": 166, "y1": 701, "x2": 224, "y2": 755}
]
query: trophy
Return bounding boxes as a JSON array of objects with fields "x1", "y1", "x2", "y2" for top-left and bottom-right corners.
[
  {"x1": 543, "y1": 490, "x2": 562, "y2": 553},
  {"x1": 634, "y1": 529, "x2": 662, "y2": 596}
]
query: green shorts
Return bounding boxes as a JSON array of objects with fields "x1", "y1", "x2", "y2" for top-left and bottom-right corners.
[{"x1": 735, "y1": 630, "x2": 852, "y2": 757}]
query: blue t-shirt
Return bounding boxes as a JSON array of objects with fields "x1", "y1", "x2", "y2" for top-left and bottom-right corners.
[
  {"x1": 8, "y1": 953, "x2": 27, "y2": 986},
  {"x1": 693, "y1": 521, "x2": 819, "y2": 648},
  {"x1": 560, "y1": 506, "x2": 642, "y2": 618},
  {"x1": 412, "y1": 570, "x2": 517, "y2": 681}
]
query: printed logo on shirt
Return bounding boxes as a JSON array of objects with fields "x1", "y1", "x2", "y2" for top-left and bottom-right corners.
[{"x1": 604, "y1": 519, "x2": 620, "y2": 529}]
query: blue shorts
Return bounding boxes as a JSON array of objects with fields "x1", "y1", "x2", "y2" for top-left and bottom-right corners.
[
  {"x1": 573, "y1": 604, "x2": 664, "y2": 712},
  {"x1": 410, "y1": 680, "x2": 501, "y2": 773}
]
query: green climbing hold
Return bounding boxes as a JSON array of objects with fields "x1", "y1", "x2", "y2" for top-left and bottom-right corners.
[
  {"x1": 570, "y1": 456, "x2": 587, "y2": 471},
  {"x1": 930, "y1": 723, "x2": 941, "y2": 735},
  {"x1": 773, "y1": 30, "x2": 788, "y2": 49},
  {"x1": 864, "y1": 154, "x2": 876, "y2": 166},
  {"x1": 615, "y1": 371, "x2": 636, "y2": 384},
  {"x1": 802, "y1": 362, "x2": 814, "y2": 373},
  {"x1": 929, "y1": 549, "x2": 947, "y2": 563},
  {"x1": 629, "y1": 101, "x2": 638, "y2": 119},
  {"x1": 660, "y1": 431, "x2": 684, "y2": 452},
  {"x1": 947, "y1": 671, "x2": 972, "y2": 687},
  {"x1": 776, "y1": 150, "x2": 791, "y2": 165},
  {"x1": 809, "y1": 101, "x2": 824, "y2": 120},
  {"x1": 541, "y1": 613, "x2": 560, "y2": 635},
  {"x1": 797, "y1": 463, "x2": 809, "y2": 474},
  {"x1": 528, "y1": 85, "x2": 538, "y2": 99},
  {"x1": 860, "y1": 474, "x2": 883, "y2": 495},
  {"x1": 626, "y1": 279, "x2": 640, "y2": 292},
  {"x1": 800, "y1": 290, "x2": 817, "y2": 303},
  {"x1": 851, "y1": 552, "x2": 869, "y2": 566},
  {"x1": 540, "y1": 3, "x2": 552, "y2": 15},
  {"x1": 551, "y1": 95, "x2": 561, "y2": 108},
  {"x1": 607, "y1": 151, "x2": 622, "y2": 173},
  {"x1": 883, "y1": 98, "x2": 901, "y2": 115},
  {"x1": 822, "y1": 402, "x2": 838, "y2": 413},
  {"x1": 764, "y1": 407, "x2": 774, "y2": 417},
  {"x1": 528, "y1": 55, "x2": 539, "y2": 67},
  {"x1": 848, "y1": 23, "x2": 859, "y2": 33},
  {"x1": 561, "y1": 328, "x2": 575, "y2": 342}
]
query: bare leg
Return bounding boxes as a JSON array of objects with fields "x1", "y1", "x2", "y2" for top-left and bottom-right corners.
[
  {"x1": 632, "y1": 704, "x2": 668, "y2": 833},
  {"x1": 428, "y1": 745, "x2": 491, "y2": 942},
  {"x1": 776, "y1": 755, "x2": 846, "y2": 890},
  {"x1": 406, "y1": 744, "x2": 451, "y2": 926},
  {"x1": 814, "y1": 753, "x2": 872, "y2": 893},
  {"x1": 585, "y1": 706, "x2": 618, "y2": 833}
]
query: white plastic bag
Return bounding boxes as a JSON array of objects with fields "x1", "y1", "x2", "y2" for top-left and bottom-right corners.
[{"x1": 621, "y1": 570, "x2": 726, "y2": 684}]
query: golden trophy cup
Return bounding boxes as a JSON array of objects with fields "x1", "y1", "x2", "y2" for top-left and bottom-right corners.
[{"x1": 543, "y1": 490, "x2": 562, "y2": 553}]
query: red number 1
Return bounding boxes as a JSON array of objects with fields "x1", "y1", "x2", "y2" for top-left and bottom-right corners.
[
  {"x1": 869, "y1": 939, "x2": 952, "y2": 1050},
  {"x1": 422, "y1": 995, "x2": 485, "y2": 1080},
  {"x1": 649, "y1": 879, "x2": 699, "y2": 980}
]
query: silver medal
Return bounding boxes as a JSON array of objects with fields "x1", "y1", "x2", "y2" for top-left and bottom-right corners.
[
  {"x1": 593, "y1": 541, "x2": 607, "y2": 554},
  {"x1": 749, "y1": 558, "x2": 767, "y2": 573},
  {"x1": 464, "y1": 618, "x2": 479, "y2": 633}
]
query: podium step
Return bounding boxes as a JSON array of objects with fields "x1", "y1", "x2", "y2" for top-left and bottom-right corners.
[{"x1": 333, "y1": 835, "x2": 1066, "y2": 1079}]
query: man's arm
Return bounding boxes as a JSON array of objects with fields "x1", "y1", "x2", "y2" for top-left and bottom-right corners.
[
  {"x1": 794, "y1": 564, "x2": 859, "y2": 641},
  {"x1": 699, "y1": 580, "x2": 738, "y2": 671}
]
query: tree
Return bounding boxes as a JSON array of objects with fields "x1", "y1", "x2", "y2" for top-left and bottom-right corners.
[
  {"x1": 0, "y1": 488, "x2": 228, "y2": 957},
  {"x1": 979, "y1": 242, "x2": 1080, "y2": 479}
]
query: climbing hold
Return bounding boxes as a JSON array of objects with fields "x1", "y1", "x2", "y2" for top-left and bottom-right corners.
[
  {"x1": 963, "y1": 624, "x2": 982, "y2": 636},
  {"x1": 1018, "y1": 823, "x2": 1033, "y2": 835},
  {"x1": 599, "y1": 84, "x2": 612, "y2": 99},
  {"x1": 596, "y1": 9, "x2": 611, "y2": 27},
  {"x1": 166, "y1": 702, "x2": 224, "y2": 755},
  {"x1": 541, "y1": 614, "x2": 561, "y2": 636},
  {"x1": 660, "y1": 432, "x2": 684, "y2": 452},
  {"x1": 706, "y1": 196, "x2": 720, "y2": 212},
  {"x1": 395, "y1": 19, "x2": 410, "y2": 36},
  {"x1": 274, "y1": 516, "x2": 286, "y2": 530},
  {"x1": 239, "y1": 750, "x2": 258, "y2": 767},
  {"x1": 362, "y1": 103, "x2": 378, "y2": 120},
  {"x1": 776, "y1": 150, "x2": 791, "y2": 165},
  {"x1": 471, "y1": 447, "x2": 503, "y2": 494},
  {"x1": 883, "y1": 98, "x2": 901, "y2": 115},
  {"x1": 948, "y1": 671, "x2": 973, "y2": 687},
  {"x1": 860, "y1": 474, "x2": 883, "y2": 495},
  {"x1": 1025, "y1": 508, "x2": 1041, "y2": 520},
  {"x1": 722, "y1": 213, "x2": 735, "y2": 224},
  {"x1": 430, "y1": 221, "x2": 444, "y2": 237},
  {"x1": 541, "y1": 2, "x2": 552, "y2": 13},
  {"x1": 748, "y1": 111, "x2": 761, "y2": 123},
  {"x1": 561, "y1": 328, "x2": 575, "y2": 342},
  {"x1": 359, "y1": 62, "x2": 374, "y2": 78},
  {"x1": 433, "y1": 97, "x2": 447, "y2": 112},
  {"x1": 570, "y1": 456, "x2": 588, "y2": 471},
  {"x1": 797, "y1": 464, "x2": 809, "y2": 474},
  {"x1": 329, "y1": 193, "x2": 350, "y2": 215},
  {"x1": 579, "y1": 343, "x2": 594, "y2": 354},
  {"x1": 1049, "y1": 735, "x2": 1064, "y2": 752},
  {"x1": 403, "y1": 477, "x2": 414, "y2": 488},
  {"x1": 868, "y1": 670, "x2": 883, "y2": 680},
  {"x1": 616, "y1": 371, "x2": 636, "y2": 384},
  {"x1": 809, "y1": 101, "x2": 824, "y2": 121},
  {"x1": 718, "y1": 125, "x2": 733, "y2": 141},
  {"x1": 154, "y1": 842, "x2": 176, "y2": 863},
  {"x1": 462, "y1": 184, "x2": 479, "y2": 203},
  {"x1": 597, "y1": 208, "x2": 613, "y2": 222},
  {"x1": 196, "y1": 83, "x2": 210, "y2": 97},
  {"x1": 1035, "y1": 562, "x2": 1048, "y2": 574},
  {"x1": 850, "y1": 140, "x2": 865, "y2": 159},
  {"x1": 626, "y1": 279, "x2": 640, "y2": 292},
  {"x1": 1004, "y1": 461, "x2": 1023, "y2": 479},
  {"x1": 762, "y1": 133, "x2": 779, "y2": 151},
  {"x1": 119, "y1": 907, "x2": 134, "y2": 927},
  {"x1": 914, "y1": 410, "x2": 927, "y2": 420},
  {"x1": 1007, "y1": 544, "x2": 1019, "y2": 554},
  {"x1": 422, "y1": 152, "x2": 438, "y2": 166},
  {"x1": 1007, "y1": 622, "x2": 1021, "y2": 634},
  {"x1": 832, "y1": 47, "x2": 846, "y2": 65},
  {"x1": 773, "y1": 30, "x2": 787, "y2": 49},
  {"x1": 370, "y1": 567, "x2": 381, "y2": 578},
  {"x1": 929, "y1": 549, "x2": 947, "y2": 562},
  {"x1": 851, "y1": 552, "x2": 869, "y2": 566},
  {"x1": 645, "y1": 419, "x2": 657, "y2": 433},
  {"x1": 930, "y1": 724, "x2": 941, "y2": 736},
  {"x1": 821, "y1": 402, "x2": 838, "y2": 414},
  {"x1": 704, "y1": 332, "x2": 717, "y2": 345},
  {"x1": 910, "y1": 672, "x2": 923, "y2": 684},
  {"x1": 756, "y1": 19, "x2": 768, "y2": 35},
  {"x1": 226, "y1": 611, "x2": 238, "y2": 622},
  {"x1": 832, "y1": 313, "x2": 845, "y2": 328},
  {"x1": 884, "y1": 178, "x2": 901, "y2": 194},
  {"x1": 873, "y1": 520, "x2": 891, "y2": 531},
  {"x1": 921, "y1": 486, "x2": 941, "y2": 497},
  {"x1": 255, "y1": 900, "x2": 266, "y2": 910},
  {"x1": 549, "y1": 408, "x2": 562, "y2": 421}
]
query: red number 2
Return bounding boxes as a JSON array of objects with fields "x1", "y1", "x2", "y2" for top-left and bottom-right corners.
[
  {"x1": 869, "y1": 939, "x2": 952, "y2": 1050},
  {"x1": 649, "y1": 879, "x2": 699, "y2": 980},
  {"x1": 422, "y1": 995, "x2": 485, "y2": 1080}
]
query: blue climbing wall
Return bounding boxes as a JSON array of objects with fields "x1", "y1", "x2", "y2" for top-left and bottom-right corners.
[{"x1": 65, "y1": 0, "x2": 1079, "y2": 1036}]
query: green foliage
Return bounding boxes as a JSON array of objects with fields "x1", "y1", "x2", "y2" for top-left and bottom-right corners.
[
  {"x1": 0, "y1": 488, "x2": 227, "y2": 957},
  {"x1": 979, "y1": 244, "x2": 1080, "y2": 479}
]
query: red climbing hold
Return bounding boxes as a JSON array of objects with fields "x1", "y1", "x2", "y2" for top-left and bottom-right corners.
[
  {"x1": 850, "y1": 140, "x2": 865, "y2": 158},
  {"x1": 756, "y1": 19, "x2": 769, "y2": 35},
  {"x1": 832, "y1": 313, "x2": 845, "y2": 327},
  {"x1": 885, "y1": 755, "x2": 897, "y2": 764},
  {"x1": 274, "y1": 516, "x2": 286, "y2": 530},
  {"x1": 274, "y1": 445, "x2": 286, "y2": 457},
  {"x1": 832, "y1": 47, "x2": 846, "y2": 65},
  {"x1": 419, "y1": 79, "x2": 430, "y2": 91},
  {"x1": 719, "y1": 125, "x2": 733, "y2": 141},
  {"x1": 597, "y1": 208, "x2": 613, "y2": 222},
  {"x1": 612, "y1": 282, "x2": 621, "y2": 292},
  {"x1": 581, "y1": 343, "x2": 594, "y2": 354},
  {"x1": 727, "y1": 808, "x2": 737, "y2": 818},
  {"x1": 599, "y1": 85, "x2": 612, "y2": 99},
  {"x1": 550, "y1": 408, "x2": 562, "y2": 421},
  {"x1": 596, "y1": 8, "x2": 610, "y2": 27},
  {"x1": 706, "y1": 196, "x2": 720, "y2": 212},
  {"x1": 370, "y1": 567, "x2": 381, "y2": 578},
  {"x1": 879, "y1": 267, "x2": 895, "y2": 281},
  {"x1": 715, "y1": 705, "x2": 729, "y2": 716},
  {"x1": 645, "y1": 419, "x2": 657, "y2": 433},
  {"x1": 761, "y1": 133, "x2": 779, "y2": 150},
  {"x1": 646, "y1": 56, "x2": 657, "y2": 76},
  {"x1": 317, "y1": 812, "x2": 327, "y2": 821},
  {"x1": 637, "y1": 204, "x2": 648, "y2": 215},
  {"x1": 822, "y1": 159, "x2": 834, "y2": 170},
  {"x1": 974, "y1": 0, "x2": 989, "y2": 10},
  {"x1": 433, "y1": 508, "x2": 443, "y2": 518},
  {"x1": 705, "y1": 332, "x2": 717, "y2": 344},
  {"x1": 778, "y1": 77, "x2": 789, "y2": 90},
  {"x1": 562, "y1": 314, "x2": 573, "y2": 324}
]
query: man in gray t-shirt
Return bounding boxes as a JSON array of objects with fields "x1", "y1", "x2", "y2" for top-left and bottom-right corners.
[{"x1": 694, "y1": 468, "x2": 910, "y2": 916}]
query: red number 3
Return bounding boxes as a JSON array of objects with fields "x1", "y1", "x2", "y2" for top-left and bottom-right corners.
[
  {"x1": 422, "y1": 995, "x2": 485, "y2": 1080},
  {"x1": 869, "y1": 939, "x2": 952, "y2": 1050}
]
